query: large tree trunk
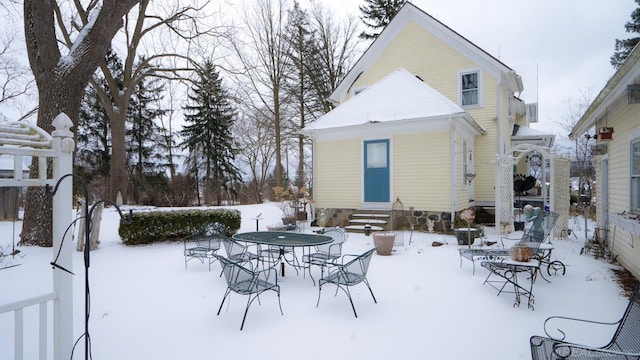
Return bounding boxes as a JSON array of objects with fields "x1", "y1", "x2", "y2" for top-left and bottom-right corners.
[
  {"x1": 20, "y1": 76, "x2": 85, "y2": 246},
  {"x1": 110, "y1": 106, "x2": 129, "y2": 205},
  {"x1": 20, "y1": 0, "x2": 139, "y2": 246}
]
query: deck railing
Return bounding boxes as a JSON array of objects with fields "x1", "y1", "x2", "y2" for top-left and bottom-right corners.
[{"x1": 0, "y1": 292, "x2": 57, "y2": 360}]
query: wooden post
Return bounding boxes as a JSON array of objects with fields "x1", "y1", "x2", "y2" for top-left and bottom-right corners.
[{"x1": 51, "y1": 113, "x2": 75, "y2": 360}]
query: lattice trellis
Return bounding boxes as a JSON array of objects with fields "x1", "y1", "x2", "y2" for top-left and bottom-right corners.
[
  {"x1": 552, "y1": 157, "x2": 570, "y2": 238},
  {"x1": 496, "y1": 158, "x2": 514, "y2": 233},
  {"x1": 496, "y1": 144, "x2": 570, "y2": 235}
]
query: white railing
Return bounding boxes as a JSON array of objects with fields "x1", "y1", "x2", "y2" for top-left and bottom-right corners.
[{"x1": 0, "y1": 292, "x2": 57, "y2": 360}]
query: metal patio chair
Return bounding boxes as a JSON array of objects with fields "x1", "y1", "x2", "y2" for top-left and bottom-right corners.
[
  {"x1": 183, "y1": 234, "x2": 220, "y2": 271},
  {"x1": 221, "y1": 237, "x2": 259, "y2": 265},
  {"x1": 303, "y1": 227, "x2": 347, "y2": 285},
  {"x1": 316, "y1": 247, "x2": 377, "y2": 318},
  {"x1": 530, "y1": 284, "x2": 640, "y2": 359},
  {"x1": 183, "y1": 223, "x2": 225, "y2": 271},
  {"x1": 216, "y1": 255, "x2": 283, "y2": 330}
]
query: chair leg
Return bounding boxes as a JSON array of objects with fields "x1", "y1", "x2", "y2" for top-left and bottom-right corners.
[
  {"x1": 363, "y1": 279, "x2": 377, "y2": 304},
  {"x1": 217, "y1": 289, "x2": 231, "y2": 315}
]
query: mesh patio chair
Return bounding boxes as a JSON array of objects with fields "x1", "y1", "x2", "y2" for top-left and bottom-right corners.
[
  {"x1": 221, "y1": 237, "x2": 259, "y2": 265},
  {"x1": 216, "y1": 255, "x2": 283, "y2": 330},
  {"x1": 316, "y1": 247, "x2": 377, "y2": 318},
  {"x1": 303, "y1": 227, "x2": 347, "y2": 285},
  {"x1": 183, "y1": 223, "x2": 225, "y2": 271},
  {"x1": 183, "y1": 234, "x2": 220, "y2": 271},
  {"x1": 530, "y1": 284, "x2": 640, "y2": 359}
]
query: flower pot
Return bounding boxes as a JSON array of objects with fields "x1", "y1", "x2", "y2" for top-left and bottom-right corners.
[
  {"x1": 454, "y1": 228, "x2": 477, "y2": 245},
  {"x1": 372, "y1": 232, "x2": 396, "y2": 255}
]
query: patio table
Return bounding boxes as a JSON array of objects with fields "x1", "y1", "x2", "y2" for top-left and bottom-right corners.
[
  {"x1": 481, "y1": 257, "x2": 540, "y2": 310},
  {"x1": 233, "y1": 231, "x2": 332, "y2": 276}
]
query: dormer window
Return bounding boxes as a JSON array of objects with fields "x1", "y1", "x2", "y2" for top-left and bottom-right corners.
[{"x1": 459, "y1": 70, "x2": 481, "y2": 107}]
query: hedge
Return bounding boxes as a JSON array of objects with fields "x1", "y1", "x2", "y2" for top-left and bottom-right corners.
[{"x1": 118, "y1": 208, "x2": 241, "y2": 245}]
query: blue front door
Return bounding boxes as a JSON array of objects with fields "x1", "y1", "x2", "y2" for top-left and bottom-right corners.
[{"x1": 364, "y1": 139, "x2": 390, "y2": 203}]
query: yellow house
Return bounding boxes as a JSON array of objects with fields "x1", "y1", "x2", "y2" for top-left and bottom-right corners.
[
  {"x1": 570, "y1": 44, "x2": 640, "y2": 280},
  {"x1": 301, "y1": 2, "x2": 555, "y2": 231}
]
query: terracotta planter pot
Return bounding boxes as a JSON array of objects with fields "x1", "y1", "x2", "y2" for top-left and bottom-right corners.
[{"x1": 372, "y1": 232, "x2": 396, "y2": 255}]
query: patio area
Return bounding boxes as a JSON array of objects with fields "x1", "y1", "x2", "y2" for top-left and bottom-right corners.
[{"x1": 1, "y1": 202, "x2": 632, "y2": 359}]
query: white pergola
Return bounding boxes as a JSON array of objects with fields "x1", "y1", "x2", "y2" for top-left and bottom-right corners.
[
  {"x1": 495, "y1": 143, "x2": 570, "y2": 236},
  {"x1": 0, "y1": 114, "x2": 75, "y2": 360}
]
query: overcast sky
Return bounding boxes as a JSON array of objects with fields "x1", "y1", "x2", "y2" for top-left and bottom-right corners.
[{"x1": 325, "y1": 0, "x2": 637, "y2": 138}]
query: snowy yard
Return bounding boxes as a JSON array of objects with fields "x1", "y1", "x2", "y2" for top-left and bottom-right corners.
[{"x1": 0, "y1": 203, "x2": 634, "y2": 360}]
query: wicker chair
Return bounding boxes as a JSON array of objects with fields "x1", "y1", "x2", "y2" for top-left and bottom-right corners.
[{"x1": 530, "y1": 284, "x2": 640, "y2": 359}]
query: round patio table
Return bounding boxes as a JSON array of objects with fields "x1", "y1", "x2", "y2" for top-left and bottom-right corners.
[{"x1": 233, "y1": 231, "x2": 332, "y2": 276}]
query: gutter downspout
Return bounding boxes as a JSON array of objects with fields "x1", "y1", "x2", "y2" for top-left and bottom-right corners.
[{"x1": 451, "y1": 118, "x2": 456, "y2": 229}]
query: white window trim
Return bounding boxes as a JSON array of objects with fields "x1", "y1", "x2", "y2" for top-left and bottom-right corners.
[
  {"x1": 458, "y1": 69, "x2": 483, "y2": 109},
  {"x1": 629, "y1": 128, "x2": 640, "y2": 212}
]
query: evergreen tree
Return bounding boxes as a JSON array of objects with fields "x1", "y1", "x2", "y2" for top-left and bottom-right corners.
[
  {"x1": 285, "y1": 1, "x2": 317, "y2": 189},
  {"x1": 125, "y1": 71, "x2": 169, "y2": 204},
  {"x1": 359, "y1": 0, "x2": 407, "y2": 40},
  {"x1": 611, "y1": 0, "x2": 640, "y2": 68},
  {"x1": 181, "y1": 60, "x2": 242, "y2": 205},
  {"x1": 76, "y1": 50, "x2": 124, "y2": 198}
]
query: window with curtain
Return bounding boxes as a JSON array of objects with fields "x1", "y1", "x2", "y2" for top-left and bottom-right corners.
[
  {"x1": 632, "y1": 139, "x2": 640, "y2": 212},
  {"x1": 367, "y1": 142, "x2": 387, "y2": 168},
  {"x1": 461, "y1": 71, "x2": 479, "y2": 107}
]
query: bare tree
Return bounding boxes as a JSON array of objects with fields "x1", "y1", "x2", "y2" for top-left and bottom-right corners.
[
  {"x1": 560, "y1": 88, "x2": 596, "y2": 202},
  {"x1": 21, "y1": 0, "x2": 140, "y2": 246},
  {"x1": 71, "y1": 1, "x2": 220, "y2": 204},
  {"x1": 234, "y1": 110, "x2": 277, "y2": 203},
  {"x1": 0, "y1": 5, "x2": 35, "y2": 121},
  {"x1": 230, "y1": 0, "x2": 292, "y2": 188},
  {"x1": 308, "y1": 2, "x2": 360, "y2": 112}
]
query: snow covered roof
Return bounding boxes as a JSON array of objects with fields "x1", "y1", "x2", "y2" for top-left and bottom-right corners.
[
  {"x1": 301, "y1": 68, "x2": 485, "y2": 134},
  {"x1": 512, "y1": 124, "x2": 555, "y2": 148}
]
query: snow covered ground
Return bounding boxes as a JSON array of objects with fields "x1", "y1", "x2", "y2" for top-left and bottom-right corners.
[{"x1": 0, "y1": 203, "x2": 635, "y2": 360}]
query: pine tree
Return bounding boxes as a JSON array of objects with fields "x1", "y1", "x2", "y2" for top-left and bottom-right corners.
[
  {"x1": 359, "y1": 0, "x2": 407, "y2": 40},
  {"x1": 125, "y1": 71, "x2": 169, "y2": 204},
  {"x1": 76, "y1": 50, "x2": 123, "y2": 197},
  {"x1": 611, "y1": 0, "x2": 640, "y2": 68},
  {"x1": 181, "y1": 60, "x2": 242, "y2": 205},
  {"x1": 285, "y1": 1, "x2": 317, "y2": 189}
]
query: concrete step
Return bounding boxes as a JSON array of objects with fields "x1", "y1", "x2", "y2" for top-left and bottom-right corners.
[
  {"x1": 345, "y1": 224, "x2": 384, "y2": 233},
  {"x1": 348, "y1": 219, "x2": 387, "y2": 225},
  {"x1": 352, "y1": 213, "x2": 390, "y2": 218}
]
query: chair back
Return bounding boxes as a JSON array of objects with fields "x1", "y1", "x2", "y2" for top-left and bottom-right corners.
[
  {"x1": 343, "y1": 247, "x2": 376, "y2": 282},
  {"x1": 222, "y1": 237, "x2": 245, "y2": 257},
  {"x1": 317, "y1": 228, "x2": 346, "y2": 257},
  {"x1": 217, "y1": 256, "x2": 256, "y2": 294},
  {"x1": 609, "y1": 284, "x2": 640, "y2": 353}
]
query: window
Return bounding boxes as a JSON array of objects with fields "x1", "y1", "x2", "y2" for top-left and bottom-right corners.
[
  {"x1": 632, "y1": 139, "x2": 640, "y2": 212},
  {"x1": 460, "y1": 71, "x2": 480, "y2": 107}
]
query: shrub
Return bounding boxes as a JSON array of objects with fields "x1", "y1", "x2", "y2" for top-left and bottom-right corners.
[{"x1": 118, "y1": 208, "x2": 241, "y2": 245}]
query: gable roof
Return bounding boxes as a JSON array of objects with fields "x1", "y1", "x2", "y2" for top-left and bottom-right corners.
[
  {"x1": 301, "y1": 68, "x2": 486, "y2": 134},
  {"x1": 331, "y1": 2, "x2": 523, "y2": 103}
]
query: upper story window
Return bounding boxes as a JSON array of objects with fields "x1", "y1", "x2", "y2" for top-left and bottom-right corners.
[
  {"x1": 459, "y1": 70, "x2": 481, "y2": 107},
  {"x1": 632, "y1": 138, "x2": 640, "y2": 212}
]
